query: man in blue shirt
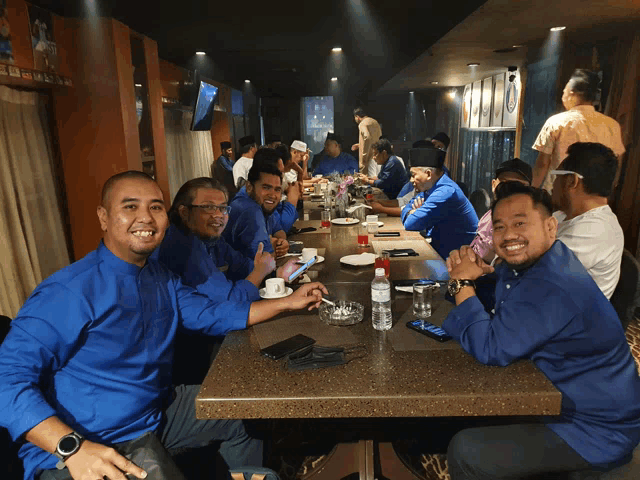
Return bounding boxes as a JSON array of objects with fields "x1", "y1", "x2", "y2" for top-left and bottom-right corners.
[
  {"x1": 357, "y1": 138, "x2": 408, "y2": 199},
  {"x1": 312, "y1": 133, "x2": 358, "y2": 177},
  {"x1": 443, "y1": 182, "x2": 640, "y2": 479},
  {"x1": 401, "y1": 146, "x2": 478, "y2": 259},
  {"x1": 212, "y1": 141, "x2": 236, "y2": 198},
  {"x1": 0, "y1": 171, "x2": 327, "y2": 480}
]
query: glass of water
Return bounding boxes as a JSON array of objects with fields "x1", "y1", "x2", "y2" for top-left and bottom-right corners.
[{"x1": 413, "y1": 283, "x2": 435, "y2": 324}]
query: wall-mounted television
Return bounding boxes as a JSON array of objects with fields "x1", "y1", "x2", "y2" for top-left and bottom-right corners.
[{"x1": 190, "y1": 81, "x2": 219, "y2": 131}]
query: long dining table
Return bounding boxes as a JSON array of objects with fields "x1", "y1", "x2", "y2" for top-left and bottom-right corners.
[{"x1": 196, "y1": 194, "x2": 562, "y2": 479}]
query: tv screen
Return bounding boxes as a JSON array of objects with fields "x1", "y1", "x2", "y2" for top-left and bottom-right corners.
[{"x1": 190, "y1": 81, "x2": 219, "y2": 131}]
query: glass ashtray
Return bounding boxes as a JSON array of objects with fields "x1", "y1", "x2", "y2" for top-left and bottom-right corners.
[{"x1": 319, "y1": 301, "x2": 364, "y2": 326}]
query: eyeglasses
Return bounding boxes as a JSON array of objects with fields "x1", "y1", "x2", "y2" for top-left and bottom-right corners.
[
  {"x1": 550, "y1": 170, "x2": 584, "y2": 179},
  {"x1": 188, "y1": 204, "x2": 231, "y2": 215}
]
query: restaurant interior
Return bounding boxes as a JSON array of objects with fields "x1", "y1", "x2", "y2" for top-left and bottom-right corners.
[{"x1": 1, "y1": 0, "x2": 640, "y2": 479}]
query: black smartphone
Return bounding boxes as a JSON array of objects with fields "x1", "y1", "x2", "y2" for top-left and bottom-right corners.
[
  {"x1": 406, "y1": 320, "x2": 452, "y2": 342},
  {"x1": 374, "y1": 232, "x2": 400, "y2": 237},
  {"x1": 288, "y1": 256, "x2": 317, "y2": 282},
  {"x1": 260, "y1": 334, "x2": 316, "y2": 360},
  {"x1": 289, "y1": 241, "x2": 303, "y2": 254},
  {"x1": 297, "y1": 227, "x2": 317, "y2": 234}
]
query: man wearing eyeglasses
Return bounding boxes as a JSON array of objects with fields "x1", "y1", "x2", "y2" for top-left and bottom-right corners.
[{"x1": 550, "y1": 142, "x2": 624, "y2": 299}]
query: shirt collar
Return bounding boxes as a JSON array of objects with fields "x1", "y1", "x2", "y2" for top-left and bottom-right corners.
[
  {"x1": 570, "y1": 104, "x2": 595, "y2": 112},
  {"x1": 496, "y1": 240, "x2": 562, "y2": 279},
  {"x1": 98, "y1": 240, "x2": 144, "y2": 275}
]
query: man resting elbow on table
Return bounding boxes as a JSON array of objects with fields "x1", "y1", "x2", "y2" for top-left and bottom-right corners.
[
  {"x1": 442, "y1": 182, "x2": 640, "y2": 479},
  {"x1": 356, "y1": 139, "x2": 408, "y2": 200},
  {"x1": 0, "y1": 171, "x2": 327, "y2": 480}
]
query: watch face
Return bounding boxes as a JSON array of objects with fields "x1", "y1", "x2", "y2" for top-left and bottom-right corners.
[
  {"x1": 59, "y1": 436, "x2": 79, "y2": 455},
  {"x1": 447, "y1": 279, "x2": 459, "y2": 295}
]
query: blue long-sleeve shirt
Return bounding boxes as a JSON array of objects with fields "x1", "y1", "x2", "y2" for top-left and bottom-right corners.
[
  {"x1": 0, "y1": 242, "x2": 250, "y2": 480},
  {"x1": 401, "y1": 174, "x2": 478, "y2": 259},
  {"x1": 313, "y1": 152, "x2": 359, "y2": 177},
  {"x1": 270, "y1": 200, "x2": 299, "y2": 233},
  {"x1": 154, "y1": 224, "x2": 260, "y2": 302},
  {"x1": 217, "y1": 154, "x2": 234, "y2": 172},
  {"x1": 443, "y1": 240, "x2": 640, "y2": 468},
  {"x1": 373, "y1": 155, "x2": 409, "y2": 199},
  {"x1": 224, "y1": 188, "x2": 277, "y2": 258}
]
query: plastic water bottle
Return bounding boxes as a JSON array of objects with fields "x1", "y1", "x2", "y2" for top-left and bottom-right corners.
[{"x1": 371, "y1": 268, "x2": 392, "y2": 331}]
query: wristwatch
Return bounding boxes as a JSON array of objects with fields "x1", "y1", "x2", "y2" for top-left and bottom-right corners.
[
  {"x1": 447, "y1": 278, "x2": 476, "y2": 296},
  {"x1": 54, "y1": 431, "x2": 84, "y2": 470}
]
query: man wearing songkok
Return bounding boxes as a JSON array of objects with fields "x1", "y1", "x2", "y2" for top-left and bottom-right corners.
[
  {"x1": 401, "y1": 145, "x2": 478, "y2": 259},
  {"x1": 0, "y1": 171, "x2": 327, "y2": 480},
  {"x1": 351, "y1": 107, "x2": 382, "y2": 176},
  {"x1": 532, "y1": 68, "x2": 625, "y2": 191},
  {"x1": 443, "y1": 182, "x2": 640, "y2": 479},
  {"x1": 312, "y1": 132, "x2": 358, "y2": 177},
  {"x1": 470, "y1": 158, "x2": 532, "y2": 263},
  {"x1": 550, "y1": 142, "x2": 624, "y2": 299},
  {"x1": 212, "y1": 140, "x2": 236, "y2": 197},
  {"x1": 232, "y1": 135, "x2": 258, "y2": 189},
  {"x1": 357, "y1": 138, "x2": 408, "y2": 199},
  {"x1": 431, "y1": 131, "x2": 450, "y2": 151},
  {"x1": 265, "y1": 134, "x2": 282, "y2": 148}
]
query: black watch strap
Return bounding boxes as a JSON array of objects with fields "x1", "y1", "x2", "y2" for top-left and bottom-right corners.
[{"x1": 448, "y1": 278, "x2": 476, "y2": 296}]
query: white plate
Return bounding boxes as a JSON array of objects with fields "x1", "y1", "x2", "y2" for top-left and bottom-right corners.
[
  {"x1": 259, "y1": 286, "x2": 294, "y2": 299},
  {"x1": 331, "y1": 218, "x2": 359, "y2": 225},
  {"x1": 340, "y1": 253, "x2": 376, "y2": 266},
  {"x1": 297, "y1": 255, "x2": 324, "y2": 264},
  {"x1": 361, "y1": 221, "x2": 384, "y2": 227}
]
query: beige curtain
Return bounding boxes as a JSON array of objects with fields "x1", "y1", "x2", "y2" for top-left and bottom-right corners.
[
  {"x1": 163, "y1": 108, "x2": 214, "y2": 202},
  {"x1": 0, "y1": 86, "x2": 70, "y2": 317}
]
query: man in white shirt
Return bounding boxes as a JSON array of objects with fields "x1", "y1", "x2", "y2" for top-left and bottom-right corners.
[
  {"x1": 532, "y1": 69, "x2": 625, "y2": 192},
  {"x1": 551, "y1": 142, "x2": 624, "y2": 299},
  {"x1": 232, "y1": 135, "x2": 258, "y2": 189}
]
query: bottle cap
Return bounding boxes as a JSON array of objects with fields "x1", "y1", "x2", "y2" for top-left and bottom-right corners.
[{"x1": 375, "y1": 268, "x2": 385, "y2": 276}]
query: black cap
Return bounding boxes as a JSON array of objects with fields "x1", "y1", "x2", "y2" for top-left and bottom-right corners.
[
  {"x1": 408, "y1": 148, "x2": 446, "y2": 168},
  {"x1": 326, "y1": 132, "x2": 343, "y2": 145},
  {"x1": 412, "y1": 139, "x2": 433, "y2": 149},
  {"x1": 495, "y1": 158, "x2": 532, "y2": 184},
  {"x1": 431, "y1": 132, "x2": 450, "y2": 149},
  {"x1": 265, "y1": 134, "x2": 281, "y2": 144},
  {"x1": 220, "y1": 141, "x2": 231, "y2": 150},
  {"x1": 238, "y1": 136, "x2": 256, "y2": 148}
]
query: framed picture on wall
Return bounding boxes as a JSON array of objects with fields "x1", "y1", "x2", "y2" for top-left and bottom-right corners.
[
  {"x1": 480, "y1": 77, "x2": 492, "y2": 127},
  {"x1": 491, "y1": 73, "x2": 505, "y2": 127},
  {"x1": 462, "y1": 84, "x2": 472, "y2": 128},
  {"x1": 470, "y1": 80, "x2": 482, "y2": 128},
  {"x1": 503, "y1": 70, "x2": 520, "y2": 128}
]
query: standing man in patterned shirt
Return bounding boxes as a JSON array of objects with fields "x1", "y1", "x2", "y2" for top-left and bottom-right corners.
[{"x1": 351, "y1": 107, "x2": 382, "y2": 177}]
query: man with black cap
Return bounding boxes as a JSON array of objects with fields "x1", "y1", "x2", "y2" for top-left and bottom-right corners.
[
  {"x1": 232, "y1": 135, "x2": 258, "y2": 189},
  {"x1": 212, "y1": 141, "x2": 236, "y2": 197},
  {"x1": 265, "y1": 134, "x2": 282, "y2": 149},
  {"x1": 313, "y1": 132, "x2": 358, "y2": 177},
  {"x1": 470, "y1": 158, "x2": 532, "y2": 263},
  {"x1": 431, "y1": 132, "x2": 450, "y2": 151},
  {"x1": 401, "y1": 144, "x2": 478, "y2": 259}
]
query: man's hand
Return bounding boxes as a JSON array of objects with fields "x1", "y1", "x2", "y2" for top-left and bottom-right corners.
[
  {"x1": 446, "y1": 246, "x2": 494, "y2": 281},
  {"x1": 276, "y1": 258, "x2": 300, "y2": 282},
  {"x1": 287, "y1": 282, "x2": 328, "y2": 311},
  {"x1": 408, "y1": 196, "x2": 424, "y2": 215},
  {"x1": 253, "y1": 242, "x2": 276, "y2": 278},
  {"x1": 351, "y1": 143, "x2": 359, "y2": 151},
  {"x1": 65, "y1": 439, "x2": 147, "y2": 480},
  {"x1": 274, "y1": 238, "x2": 289, "y2": 257},
  {"x1": 286, "y1": 181, "x2": 301, "y2": 205},
  {"x1": 369, "y1": 201, "x2": 383, "y2": 214}
]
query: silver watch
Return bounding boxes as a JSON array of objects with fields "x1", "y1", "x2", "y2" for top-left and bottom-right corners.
[{"x1": 54, "y1": 431, "x2": 84, "y2": 470}]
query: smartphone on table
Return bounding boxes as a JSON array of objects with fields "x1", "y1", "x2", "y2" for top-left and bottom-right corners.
[
  {"x1": 406, "y1": 320, "x2": 452, "y2": 342},
  {"x1": 287, "y1": 256, "x2": 317, "y2": 282},
  {"x1": 260, "y1": 334, "x2": 316, "y2": 360}
]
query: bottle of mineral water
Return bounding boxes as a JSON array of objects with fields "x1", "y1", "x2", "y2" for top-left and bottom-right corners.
[{"x1": 371, "y1": 268, "x2": 392, "y2": 331}]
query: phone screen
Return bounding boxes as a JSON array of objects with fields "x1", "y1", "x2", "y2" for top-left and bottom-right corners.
[
  {"x1": 288, "y1": 256, "x2": 317, "y2": 282},
  {"x1": 407, "y1": 320, "x2": 452, "y2": 341}
]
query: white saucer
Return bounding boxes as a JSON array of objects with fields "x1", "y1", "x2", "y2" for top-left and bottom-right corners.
[
  {"x1": 340, "y1": 253, "x2": 376, "y2": 266},
  {"x1": 297, "y1": 255, "x2": 325, "y2": 264},
  {"x1": 259, "y1": 287, "x2": 294, "y2": 299},
  {"x1": 361, "y1": 221, "x2": 384, "y2": 227},
  {"x1": 331, "y1": 218, "x2": 359, "y2": 225}
]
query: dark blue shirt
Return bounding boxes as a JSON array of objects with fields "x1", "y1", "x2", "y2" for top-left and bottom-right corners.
[
  {"x1": 443, "y1": 240, "x2": 640, "y2": 467},
  {"x1": 270, "y1": 200, "x2": 298, "y2": 234},
  {"x1": 154, "y1": 224, "x2": 260, "y2": 302},
  {"x1": 401, "y1": 174, "x2": 478, "y2": 259},
  {"x1": 313, "y1": 152, "x2": 358, "y2": 177},
  {"x1": 217, "y1": 155, "x2": 234, "y2": 172},
  {"x1": 397, "y1": 181, "x2": 414, "y2": 199},
  {"x1": 0, "y1": 242, "x2": 249, "y2": 480},
  {"x1": 373, "y1": 155, "x2": 409, "y2": 199}
]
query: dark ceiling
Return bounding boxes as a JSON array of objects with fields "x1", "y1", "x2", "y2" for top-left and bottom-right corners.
[{"x1": 31, "y1": 0, "x2": 487, "y2": 97}]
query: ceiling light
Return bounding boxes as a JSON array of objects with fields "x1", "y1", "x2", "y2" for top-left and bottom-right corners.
[
  {"x1": 331, "y1": 77, "x2": 338, "y2": 81},
  {"x1": 135, "y1": 84, "x2": 142, "y2": 87},
  {"x1": 430, "y1": 81, "x2": 439, "y2": 85},
  {"x1": 195, "y1": 51, "x2": 206, "y2": 56},
  {"x1": 448, "y1": 90, "x2": 456, "y2": 99},
  {"x1": 512, "y1": 45, "x2": 523, "y2": 48},
  {"x1": 467, "y1": 63, "x2": 480, "y2": 67},
  {"x1": 244, "y1": 79, "x2": 250, "y2": 83},
  {"x1": 550, "y1": 26, "x2": 566, "y2": 31},
  {"x1": 332, "y1": 47, "x2": 342, "y2": 52},
  {"x1": 409, "y1": 91, "x2": 415, "y2": 94}
]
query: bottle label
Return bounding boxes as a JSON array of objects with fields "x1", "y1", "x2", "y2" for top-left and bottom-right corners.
[{"x1": 371, "y1": 288, "x2": 390, "y2": 302}]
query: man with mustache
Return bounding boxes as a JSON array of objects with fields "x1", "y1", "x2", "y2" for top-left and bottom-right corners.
[
  {"x1": 443, "y1": 182, "x2": 640, "y2": 479},
  {"x1": 0, "y1": 171, "x2": 327, "y2": 480}
]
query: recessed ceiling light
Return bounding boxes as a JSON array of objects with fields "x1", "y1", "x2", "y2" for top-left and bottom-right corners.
[
  {"x1": 430, "y1": 81, "x2": 439, "y2": 85},
  {"x1": 550, "y1": 26, "x2": 566, "y2": 31},
  {"x1": 332, "y1": 47, "x2": 342, "y2": 52},
  {"x1": 331, "y1": 77, "x2": 338, "y2": 81},
  {"x1": 448, "y1": 90, "x2": 457, "y2": 99},
  {"x1": 135, "y1": 84, "x2": 142, "y2": 87},
  {"x1": 467, "y1": 63, "x2": 480, "y2": 67},
  {"x1": 195, "y1": 51, "x2": 206, "y2": 56},
  {"x1": 512, "y1": 45, "x2": 523, "y2": 48},
  {"x1": 409, "y1": 91, "x2": 414, "y2": 94},
  {"x1": 244, "y1": 79, "x2": 251, "y2": 83}
]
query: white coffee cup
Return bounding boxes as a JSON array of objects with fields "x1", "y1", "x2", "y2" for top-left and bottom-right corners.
[
  {"x1": 265, "y1": 278, "x2": 286, "y2": 296},
  {"x1": 366, "y1": 215, "x2": 379, "y2": 233},
  {"x1": 301, "y1": 247, "x2": 318, "y2": 262}
]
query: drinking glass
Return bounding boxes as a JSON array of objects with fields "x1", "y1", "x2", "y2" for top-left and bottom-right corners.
[
  {"x1": 375, "y1": 251, "x2": 390, "y2": 277},
  {"x1": 413, "y1": 283, "x2": 435, "y2": 323},
  {"x1": 321, "y1": 209, "x2": 331, "y2": 228},
  {"x1": 357, "y1": 224, "x2": 369, "y2": 247}
]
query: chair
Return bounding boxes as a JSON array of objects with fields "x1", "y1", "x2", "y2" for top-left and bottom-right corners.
[
  {"x1": 456, "y1": 181, "x2": 469, "y2": 198},
  {"x1": 610, "y1": 249, "x2": 640, "y2": 331},
  {"x1": 469, "y1": 188, "x2": 492, "y2": 219}
]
